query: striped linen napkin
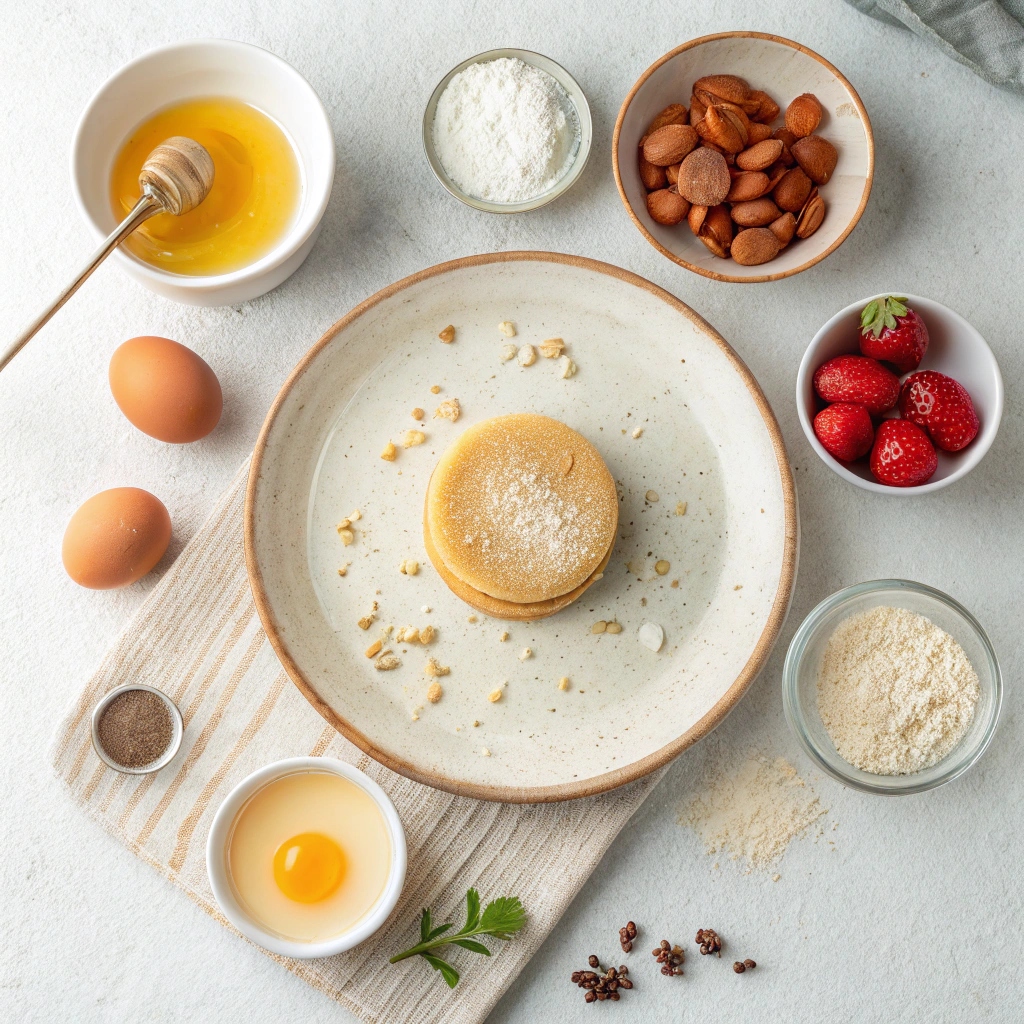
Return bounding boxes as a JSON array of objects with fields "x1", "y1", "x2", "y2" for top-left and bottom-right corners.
[{"x1": 50, "y1": 461, "x2": 662, "y2": 1024}]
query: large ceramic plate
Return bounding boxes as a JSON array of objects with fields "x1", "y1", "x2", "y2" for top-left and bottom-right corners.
[{"x1": 245, "y1": 253, "x2": 796, "y2": 801}]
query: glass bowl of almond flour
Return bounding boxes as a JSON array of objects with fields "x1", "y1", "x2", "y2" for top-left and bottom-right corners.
[
  {"x1": 423, "y1": 48, "x2": 592, "y2": 213},
  {"x1": 783, "y1": 580, "x2": 1001, "y2": 795}
]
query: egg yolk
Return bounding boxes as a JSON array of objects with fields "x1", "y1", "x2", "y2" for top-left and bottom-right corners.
[{"x1": 273, "y1": 832, "x2": 345, "y2": 903}]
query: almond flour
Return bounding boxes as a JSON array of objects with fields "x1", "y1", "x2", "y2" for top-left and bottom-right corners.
[
  {"x1": 683, "y1": 754, "x2": 827, "y2": 869},
  {"x1": 816, "y1": 605, "x2": 979, "y2": 775}
]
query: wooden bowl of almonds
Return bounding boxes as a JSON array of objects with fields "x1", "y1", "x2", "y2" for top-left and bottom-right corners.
[{"x1": 613, "y1": 32, "x2": 874, "y2": 282}]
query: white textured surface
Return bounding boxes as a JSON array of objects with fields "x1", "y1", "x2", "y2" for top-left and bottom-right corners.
[{"x1": 1, "y1": 1, "x2": 1021, "y2": 1021}]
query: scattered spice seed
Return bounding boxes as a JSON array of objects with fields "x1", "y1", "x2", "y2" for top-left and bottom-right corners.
[
  {"x1": 695, "y1": 928, "x2": 722, "y2": 956},
  {"x1": 619, "y1": 921, "x2": 638, "y2": 953},
  {"x1": 592, "y1": 620, "x2": 607, "y2": 634},
  {"x1": 605, "y1": 621, "x2": 623, "y2": 634},
  {"x1": 654, "y1": 560, "x2": 670, "y2": 575},
  {"x1": 488, "y1": 688, "x2": 503, "y2": 703},
  {"x1": 744, "y1": 959, "x2": 757, "y2": 969},
  {"x1": 733, "y1": 961, "x2": 746, "y2": 974},
  {"x1": 570, "y1": 960, "x2": 632, "y2": 1003},
  {"x1": 645, "y1": 489, "x2": 660, "y2": 503},
  {"x1": 412, "y1": 407, "x2": 425, "y2": 420},
  {"x1": 652, "y1": 940, "x2": 684, "y2": 976}
]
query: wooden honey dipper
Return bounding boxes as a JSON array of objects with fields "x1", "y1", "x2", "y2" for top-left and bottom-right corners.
[{"x1": 2, "y1": 136, "x2": 214, "y2": 373}]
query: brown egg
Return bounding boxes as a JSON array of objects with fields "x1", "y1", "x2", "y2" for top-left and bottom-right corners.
[
  {"x1": 109, "y1": 336, "x2": 222, "y2": 443},
  {"x1": 62, "y1": 488, "x2": 172, "y2": 589}
]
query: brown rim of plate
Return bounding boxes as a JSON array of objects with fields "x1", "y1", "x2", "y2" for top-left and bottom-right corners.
[
  {"x1": 611, "y1": 31, "x2": 875, "y2": 284},
  {"x1": 244, "y1": 250, "x2": 798, "y2": 803}
]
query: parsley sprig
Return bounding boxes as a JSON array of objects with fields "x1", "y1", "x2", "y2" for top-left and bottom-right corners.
[{"x1": 389, "y1": 889, "x2": 526, "y2": 988}]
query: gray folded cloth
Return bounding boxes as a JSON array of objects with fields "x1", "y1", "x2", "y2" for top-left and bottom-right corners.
[{"x1": 847, "y1": 0, "x2": 1024, "y2": 91}]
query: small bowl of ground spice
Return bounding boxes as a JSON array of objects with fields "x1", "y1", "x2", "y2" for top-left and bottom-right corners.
[
  {"x1": 91, "y1": 683, "x2": 183, "y2": 774},
  {"x1": 423, "y1": 48, "x2": 592, "y2": 213},
  {"x1": 783, "y1": 579, "x2": 1002, "y2": 795}
]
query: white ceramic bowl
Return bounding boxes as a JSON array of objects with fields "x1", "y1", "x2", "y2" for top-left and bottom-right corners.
[
  {"x1": 422, "y1": 48, "x2": 592, "y2": 213},
  {"x1": 613, "y1": 32, "x2": 873, "y2": 282},
  {"x1": 797, "y1": 293, "x2": 1004, "y2": 494},
  {"x1": 71, "y1": 39, "x2": 335, "y2": 306},
  {"x1": 206, "y1": 757, "x2": 407, "y2": 959}
]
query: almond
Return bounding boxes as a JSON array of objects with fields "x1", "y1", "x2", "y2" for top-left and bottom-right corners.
[
  {"x1": 643, "y1": 123, "x2": 699, "y2": 166},
  {"x1": 677, "y1": 147, "x2": 731, "y2": 205},
  {"x1": 726, "y1": 171, "x2": 770, "y2": 202},
  {"x1": 730, "y1": 197, "x2": 781, "y2": 227},
  {"x1": 749, "y1": 89, "x2": 781, "y2": 124},
  {"x1": 687, "y1": 204, "x2": 708, "y2": 235},
  {"x1": 791, "y1": 135, "x2": 838, "y2": 185},
  {"x1": 773, "y1": 166, "x2": 813, "y2": 212},
  {"x1": 645, "y1": 103, "x2": 689, "y2": 137},
  {"x1": 646, "y1": 187, "x2": 690, "y2": 225},
  {"x1": 665, "y1": 162, "x2": 680, "y2": 185},
  {"x1": 772, "y1": 127, "x2": 798, "y2": 166},
  {"x1": 746, "y1": 122, "x2": 774, "y2": 145},
  {"x1": 731, "y1": 227, "x2": 783, "y2": 265},
  {"x1": 698, "y1": 204, "x2": 733, "y2": 258},
  {"x1": 736, "y1": 139, "x2": 783, "y2": 171},
  {"x1": 639, "y1": 155, "x2": 667, "y2": 191},
  {"x1": 785, "y1": 93, "x2": 823, "y2": 138},
  {"x1": 689, "y1": 93, "x2": 707, "y2": 126},
  {"x1": 693, "y1": 74, "x2": 751, "y2": 106},
  {"x1": 764, "y1": 161, "x2": 789, "y2": 191},
  {"x1": 796, "y1": 191, "x2": 826, "y2": 238},
  {"x1": 696, "y1": 105, "x2": 744, "y2": 153},
  {"x1": 769, "y1": 211, "x2": 797, "y2": 246}
]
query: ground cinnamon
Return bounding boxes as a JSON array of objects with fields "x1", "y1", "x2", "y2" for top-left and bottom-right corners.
[{"x1": 97, "y1": 689, "x2": 172, "y2": 768}]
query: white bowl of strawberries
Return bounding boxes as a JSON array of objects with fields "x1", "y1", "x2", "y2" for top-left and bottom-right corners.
[{"x1": 797, "y1": 294, "x2": 1003, "y2": 493}]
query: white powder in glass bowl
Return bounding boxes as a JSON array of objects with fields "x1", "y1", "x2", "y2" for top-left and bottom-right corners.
[
  {"x1": 817, "y1": 606, "x2": 979, "y2": 775},
  {"x1": 431, "y1": 57, "x2": 577, "y2": 204}
]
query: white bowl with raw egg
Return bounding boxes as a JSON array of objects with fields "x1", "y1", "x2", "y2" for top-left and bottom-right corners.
[
  {"x1": 206, "y1": 758, "x2": 406, "y2": 959},
  {"x1": 71, "y1": 39, "x2": 335, "y2": 306}
]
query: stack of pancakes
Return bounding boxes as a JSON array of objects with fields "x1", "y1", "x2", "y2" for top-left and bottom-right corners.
[{"x1": 424, "y1": 413, "x2": 619, "y2": 620}]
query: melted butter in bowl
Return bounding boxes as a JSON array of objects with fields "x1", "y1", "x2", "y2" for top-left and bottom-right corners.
[
  {"x1": 110, "y1": 96, "x2": 301, "y2": 276},
  {"x1": 227, "y1": 769, "x2": 392, "y2": 943}
]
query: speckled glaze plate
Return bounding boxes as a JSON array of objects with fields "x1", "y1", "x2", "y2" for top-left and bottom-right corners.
[{"x1": 245, "y1": 253, "x2": 796, "y2": 802}]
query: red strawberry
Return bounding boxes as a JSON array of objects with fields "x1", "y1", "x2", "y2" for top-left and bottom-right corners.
[
  {"x1": 814, "y1": 403, "x2": 875, "y2": 462},
  {"x1": 859, "y1": 296, "x2": 929, "y2": 373},
  {"x1": 870, "y1": 419, "x2": 937, "y2": 487},
  {"x1": 898, "y1": 371, "x2": 979, "y2": 452},
  {"x1": 813, "y1": 355, "x2": 900, "y2": 415}
]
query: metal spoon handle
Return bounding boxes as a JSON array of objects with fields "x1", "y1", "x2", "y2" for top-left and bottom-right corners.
[{"x1": 1, "y1": 193, "x2": 161, "y2": 374}]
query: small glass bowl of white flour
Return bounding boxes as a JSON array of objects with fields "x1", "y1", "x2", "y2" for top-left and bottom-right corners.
[
  {"x1": 782, "y1": 579, "x2": 1002, "y2": 795},
  {"x1": 423, "y1": 49, "x2": 592, "y2": 212}
]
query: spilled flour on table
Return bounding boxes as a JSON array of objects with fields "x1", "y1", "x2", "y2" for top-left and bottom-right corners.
[{"x1": 681, "y1": 753, "x2": 828, "y2": 870}]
